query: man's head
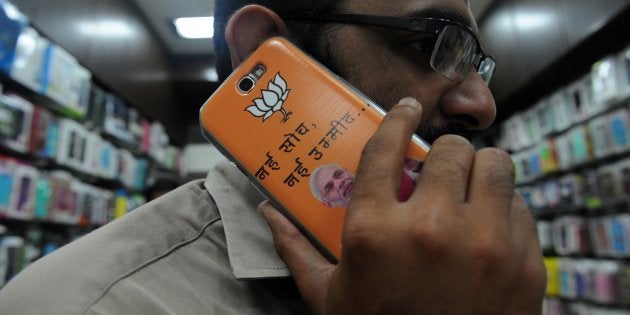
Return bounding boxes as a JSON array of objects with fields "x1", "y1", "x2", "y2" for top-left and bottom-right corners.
[
  {"x1": 310, "y1": 164, "x2": 355, "y2": 208},
  {"x1": 214, "y1": 0, "x2": 496, "y2": 143},
  {"x1": 214, "y1": 1, "x2": 341, "y2": 81}
]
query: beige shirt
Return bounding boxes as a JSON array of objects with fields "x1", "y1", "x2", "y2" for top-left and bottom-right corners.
[{"x1": 0, "y1": 161, "x2": 310, "y2": 314}]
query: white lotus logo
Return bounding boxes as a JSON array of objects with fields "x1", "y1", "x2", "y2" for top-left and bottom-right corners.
[{"x1": 245, "y1": 73, "x2": 292, "y2": 123}]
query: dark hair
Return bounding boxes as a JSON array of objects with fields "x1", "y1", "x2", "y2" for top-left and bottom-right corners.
[{"x1": 213, "y1": 0, "x2": 342, "y2": 81}]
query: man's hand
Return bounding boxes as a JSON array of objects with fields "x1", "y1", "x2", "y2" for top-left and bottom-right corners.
[{"x1": 259, "y1": 97, "x2": 546, "y2": 315}]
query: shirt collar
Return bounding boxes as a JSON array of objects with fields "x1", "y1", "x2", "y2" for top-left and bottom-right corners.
[{"x1": 204, "y1": 159, "x2": 291, "y2": 279}]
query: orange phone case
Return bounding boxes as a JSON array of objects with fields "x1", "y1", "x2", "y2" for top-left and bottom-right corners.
[{"x1": 200, "y1": 37, "x2": 430, "y2": 262}]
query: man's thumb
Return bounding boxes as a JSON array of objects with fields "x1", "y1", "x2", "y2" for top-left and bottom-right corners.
[{"x1": 259, "y1": 201, "x2": 334, "y2": 314}]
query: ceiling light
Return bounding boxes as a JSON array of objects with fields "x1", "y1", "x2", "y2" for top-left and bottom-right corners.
[
  {"x1": 204, "y1": 68, "x2": 219, "y2": 82},
  {"x1": 515, "y1": 12, "x2": 553, "y2": 29},
  {"x1": 173, "y1": 17, "x2": 214, "y2": 39},
  {"x1": 77, "y1": 20, "x2": 134, "y2": 38}
]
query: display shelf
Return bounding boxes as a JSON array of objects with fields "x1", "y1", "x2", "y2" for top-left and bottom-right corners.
[
  {"x1": 0, "y1": 143, "x2": 143, "y2": 194},
  {"x1": 545, "y1": 96, "x2": 630, "y2": 143},
  {"x1": 517, "y1": 149, "x2": 630, "y2": 188},
  {"x1": 1, "y1": 70, "x2": 178, "y2": 173},
  {"x1": 544, "y1": 251, "x2": 630, "y2": 262},
  {"x1": 535, "y1": 208, "x2": 589, "y2": 221},
  {"x1": 508, "y1": 98, "x2": 630, "y2": 156},
  {"x1": 0, "y1": 14, "x2": 183, "y2": 194},
  {"x1": 99, "y1": 130, "x2": 180, "y2": 179},
  {"x1": 0, "y1": 73, "x2": 177, "y2": 193},
  {"x1": 500, "y1": 44, "x2": 630, "y2": 315},
  {"x1": 0, "y1": 71, "x2": 84, "y2": 120},
  {"x1": 1, "y1": 55, "x2": 182, "y2": 171},
  {"x1": 0, "y1": 216, "x2": 99, "y2": 230},
  {"x1": 99, "y1": 131, "x2": 144, "y2": 158},
  {"x1": 543, "y1": 256, "x2": 630, "y2": 310},
  {"x1": 0, "y1": 1, "x2": 182, "y2": 287},
  {"x1": 533, "y1": 196, "x2": 630, "y2": 219},
  {"x1": 0, "y1": 144, "x2": 46, "y2": 167},
  {"x1": 0, "y1": 134, "x2": 147, "y2": 232},
  {"x1": 550, "y1": 296, "x2": 630, "y2": 310},
  {"x1": 535, "y1": 198, "x2": 630, "y2": 219}
]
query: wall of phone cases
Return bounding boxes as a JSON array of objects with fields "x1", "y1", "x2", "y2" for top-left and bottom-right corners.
[
  {"x1": 0, "y1": 0, "x2": 184, "y2": 286},
  {"x1": 495, "y1": 43, "x2": 630, "y2": 314}
]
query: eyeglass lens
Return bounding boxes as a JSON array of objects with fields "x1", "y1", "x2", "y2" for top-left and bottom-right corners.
[
  {"x1": 477, "y1": 56, "x2": 496, "y2": 84},
  {"x1": 431, "y1": 24, "x2": 492, "y2": 84}
]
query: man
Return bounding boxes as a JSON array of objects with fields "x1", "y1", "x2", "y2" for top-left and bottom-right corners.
[
  {"x1": 310, "y1": 164, "x2": 355, "y2": 208},
  {"x1": 0, "y1": 0, "x2": 546, "y2": 314}
]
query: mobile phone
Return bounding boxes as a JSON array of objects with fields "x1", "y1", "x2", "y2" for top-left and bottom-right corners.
[{"x1": 199, "y1": 37, "x2": 430, "y2": 262}]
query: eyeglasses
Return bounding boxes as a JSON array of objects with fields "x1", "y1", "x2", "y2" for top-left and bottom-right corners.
[{"x1": 283, "y1": 13, "x2": 496, "y2": 84}]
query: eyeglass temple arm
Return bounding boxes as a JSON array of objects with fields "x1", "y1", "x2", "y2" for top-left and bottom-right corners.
[{"x1": 282, "y1": 12, "x2": 444, "y2": 33}]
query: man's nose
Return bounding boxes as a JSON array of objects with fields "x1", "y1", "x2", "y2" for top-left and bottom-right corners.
[{"x1": 439, "y1": 70, "x2": 497, "y2": 130}]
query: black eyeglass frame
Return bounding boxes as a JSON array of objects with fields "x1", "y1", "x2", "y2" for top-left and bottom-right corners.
[{"x1": 282, "y1": 12, "x2": 496, "y2": 83}]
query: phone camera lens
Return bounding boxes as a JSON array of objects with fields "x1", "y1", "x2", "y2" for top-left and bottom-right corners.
[{"x1": 238, "y1": 76, "x2": 255, "y2": 93}]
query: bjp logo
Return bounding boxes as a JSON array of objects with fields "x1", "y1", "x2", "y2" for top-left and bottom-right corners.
[{"x1": 245, "y1": 73, "x2": 292, "y2": 123}]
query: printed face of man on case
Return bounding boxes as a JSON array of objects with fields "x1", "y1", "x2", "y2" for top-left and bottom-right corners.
[
  {"x1": 311, "y1": 158, "x2": 422, "y2": 208},
  {"x1": 312, "y1": 164, "x2": 354, "y2": 208}
]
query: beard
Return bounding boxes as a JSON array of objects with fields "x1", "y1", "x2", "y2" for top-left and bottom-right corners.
[{"x1": 414, "y1": 123, "x2": 477, "y2": 144}]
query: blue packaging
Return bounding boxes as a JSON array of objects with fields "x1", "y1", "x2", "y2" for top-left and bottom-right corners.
[
  {"x1": 0, "y1": 0, "x2": 27, "y2": 74},
  {"x1": 43, "y1": 115, "x2": 59, "y2": 158},
  {"x1": 33, "y1": 176, "x2": 50, "y2": 219},
  {"x1": 0, "y1": 157, "x2": 14, "y2": 213}
]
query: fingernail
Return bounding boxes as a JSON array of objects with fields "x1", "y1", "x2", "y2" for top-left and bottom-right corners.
[
  {"x1": 258, "y1": 202, "x2": 284, "y2": 235},
  {"x1": 258, "y1": 201, "x2": 270, "y2": 216},
  {"x1": 258, "y1": 202, "x2": 274, "y2": 225},
  {"x1": 398, "y1": 97, "x2": 419, "y2": 108},
  {"x1": 258, "y1": 201, "x2": 278, "y2": 223}
]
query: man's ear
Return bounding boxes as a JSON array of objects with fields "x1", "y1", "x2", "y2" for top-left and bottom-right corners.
[{"x1": 225, "y1": 5, "x2": 290, "y2": 69}]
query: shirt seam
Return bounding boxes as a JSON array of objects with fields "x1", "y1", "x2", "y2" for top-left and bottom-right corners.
[
  {"x1": 81, "y1": 216, "x2": 222, "y2": 314},
  {"x1": 204, "y1": 172, "x2": 290, "y2": 278}
]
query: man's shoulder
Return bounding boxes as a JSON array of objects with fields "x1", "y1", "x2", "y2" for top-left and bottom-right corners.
[
  {"x1": 0, "y1": 179, "x2": 226, "y2": 314},
  {"x1": 0, "y1": 174, "x2": 306, "y2": 314}
]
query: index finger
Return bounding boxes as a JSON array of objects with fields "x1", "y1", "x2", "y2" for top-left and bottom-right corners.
[
  {"x1": 411, "y1": 135, "x2": 475, "y2": 204},
  {"x1": 348, "y1": 98, "x2": 423, "y2": 211}
]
